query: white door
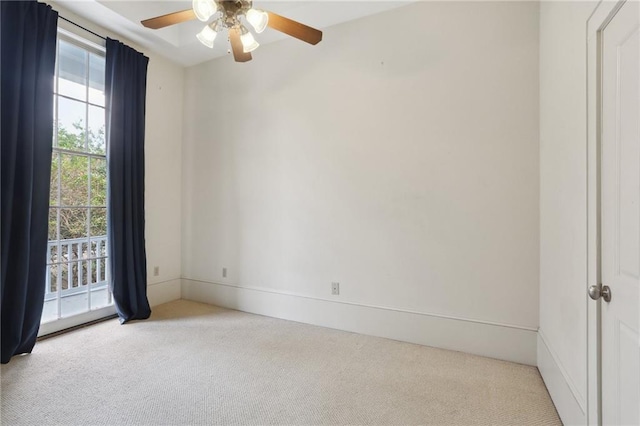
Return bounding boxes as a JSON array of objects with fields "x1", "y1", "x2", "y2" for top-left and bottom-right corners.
[{"x1": 601, "y1": 1, "x2": 640, "y2": 424}]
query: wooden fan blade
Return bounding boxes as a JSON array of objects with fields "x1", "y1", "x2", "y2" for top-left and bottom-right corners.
[
  {"x1": 141, "y1": 9, "x2": 196, "y2": 29},
  {"x1": 229, "y1": 28, "x2": 252, "y2": 62},
  {"x1": 266, "y1": 12, "x2": 322, "y2": 45}
]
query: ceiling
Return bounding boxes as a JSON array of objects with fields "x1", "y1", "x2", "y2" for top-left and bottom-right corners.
[{"x1": 54, "y1": 1, "x2": 413, "y2": 67}]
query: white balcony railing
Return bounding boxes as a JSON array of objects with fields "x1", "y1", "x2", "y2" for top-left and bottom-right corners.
[{"x1": 45, "y1": 235, "x2": 109, "y2": 301}]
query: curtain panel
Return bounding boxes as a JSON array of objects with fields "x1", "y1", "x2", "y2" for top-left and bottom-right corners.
[
  {"x1": 1, "y1": 1, "x2": 58, "y2": 364},
  {"x1": 105, "y1": 38, "x2": 152, "y2": 323}
]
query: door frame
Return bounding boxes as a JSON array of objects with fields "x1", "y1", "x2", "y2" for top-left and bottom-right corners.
[{"x1": 586, "y1": 1, "x2": 629, "y2": 424}]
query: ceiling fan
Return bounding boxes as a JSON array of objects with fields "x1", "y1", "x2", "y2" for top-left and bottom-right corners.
[{"x1": 141, "y1": 0, "x2": 323, "y2": 62}]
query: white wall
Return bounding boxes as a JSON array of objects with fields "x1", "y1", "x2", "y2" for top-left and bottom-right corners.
[
  {"x1": 144, "y1": 51, "x2": 184, "y2": 306},
  {"x1": 182, "y1": 1, "x2": 540, "y2": 364},
  {"x1": 49, "y1": 2, "x2": 184, "y2": 307},
  {"x1": 538, "y1": 2, "x2": 597, "y2": 424}
]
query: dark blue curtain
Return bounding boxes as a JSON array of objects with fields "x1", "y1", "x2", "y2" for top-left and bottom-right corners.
[
  {"x1": 105, "y1": 38, "x2": 151, "y2": 323},
  {"x1": 1, "y1": 1, "x2": 58, "y2": 364}
]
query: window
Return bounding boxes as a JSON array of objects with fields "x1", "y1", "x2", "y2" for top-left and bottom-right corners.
[{"x1": 42, "y1": 29, "x2": 111, "y2": 324}]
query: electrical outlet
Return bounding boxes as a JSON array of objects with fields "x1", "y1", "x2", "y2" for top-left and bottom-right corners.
[
  {"x1": 153, "y1": 266, "x2": 159, "y2": 276},
  {"x1": 331, "y1": 282, "x2": 340, "y2": 295},
  {"x1": 222, "y1": 267, "x2": 227, "y2": 278}
]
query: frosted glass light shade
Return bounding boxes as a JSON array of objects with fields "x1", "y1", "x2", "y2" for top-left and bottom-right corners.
[
  {"x1": 196, "y1": 24, "x2": 218, "y2": 48},
  {"x1": 246, "y1": 8, "x2": 268, "y2": 33},
  {"x1": 240, "y1": 26, "x2": 259, "y2": 53},
  {"x1": 192, "y1": 0, "x2": 216, "y2": 22}
]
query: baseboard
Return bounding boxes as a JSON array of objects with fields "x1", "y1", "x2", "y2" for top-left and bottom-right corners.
[
  {"x1": 148, "y1": 278, "x2": 182, "y2": 307},
  {"x1": 181, "y1": 279, "x2": 538, "y2": 365},
  {"x1": 537, "y1": 331, "x2": 587, "y2": 425}
]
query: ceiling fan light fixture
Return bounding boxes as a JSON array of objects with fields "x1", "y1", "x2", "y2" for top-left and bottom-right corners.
[
  {"x1": 246, "y1": 8, "x2": 268, "y2": 33},
  {"x1": 196, "y1": 22, "x2": 219, "y2": 48},
  {"x1": 240, "y1": 25, "x2": 259, "y2": 53},
  {"x1": 192, "y1": 0, "x2": 217, "y2": 22},
  {"x1": 140, "y1": 2, "x2": 324, "y2": 63}
]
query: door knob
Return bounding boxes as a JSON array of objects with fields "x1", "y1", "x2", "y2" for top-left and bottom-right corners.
[{"x1": 588, "y1": 285, "x2": 612, "y2": 302}]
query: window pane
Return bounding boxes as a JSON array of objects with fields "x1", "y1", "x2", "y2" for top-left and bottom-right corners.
[
  {"x1": 79, "y1": 240, "x2": 90, "y2": 261},
  {"x1": 67, "y1": 238, "x2": 83, "y2": 261},
  {"x1": 49, "y1": 265, "x2": 58, "y2": 293},
  {"x1": 99, "y1": 258, "x2": 106, "y2": 281},
  {"x1": 60, "y1": 154, "x2": 88, "y2": 206},
  {"x1": 88, "y1": 105, "x2": 105, "y2": 154},
  {"x1": 58, "y1": 97, "x2": 86, "y2": 151},
  {"x1": 58, "y1": 40, "x2": 87, "y2": 101},
  {"x1": 48, "y1": 209, "x2": 58, "y2": 241},
  {"x1": 59, "y1": 262, "x2": 70, "y2": 290},
  {"x1": 80, "y1": 260, "x2": 89, "y2": 286},
  {"x1": 69, "y1": 260, "x2": 82, "y2": 289},
  {"x1": 91, "y1": 280, "x2": 111, "y2": 310},
  {"x1": 90, "y1": 208, "x2": 107, "y2": 238},
  {"x1": 90, "y1": 157, "x2": 107, "y2": 206},
  {"x1": 61, "y1": 262, "x2": 89, "y2": 318},
  {"x1": 58, "y1": 208, "x2": 88, "y2": 240},
  {"x1": 89, "y1": 53, "x2": 105, "y2": 106},
  {"x1": 92, "y1": 238, "x2": 107, "y2": 258},
  {"x1": 41, "y1": 265, "x2": 58, "y2": 323},
  {"x1": 50, "y1": 153, "x2": 59, "y2": 206},
  {"x1": 48, "y1": 243, "x2": 58, "y2": 265}
]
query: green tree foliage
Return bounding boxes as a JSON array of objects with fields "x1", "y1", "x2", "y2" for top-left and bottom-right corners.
[
  {"x1": 48, "y1": 120, "x2": 107, "y2": 291},
  {"x1": 49, "y1": 120, "x2": 107, "y2": 241}
]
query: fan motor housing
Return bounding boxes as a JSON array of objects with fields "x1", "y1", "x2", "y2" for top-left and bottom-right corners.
[{"x1": 217, "y1": 0, "x2": 252, "y2": 28}]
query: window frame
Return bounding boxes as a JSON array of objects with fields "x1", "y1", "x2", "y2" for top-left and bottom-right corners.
[{"x1": 42, "y1": 26, "x2": 113, "y2": 329}]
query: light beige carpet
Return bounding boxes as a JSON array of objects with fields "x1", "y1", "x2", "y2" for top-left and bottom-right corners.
[{"x1": 1, "y1": 300, "x2": 560, "y2": 425}]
